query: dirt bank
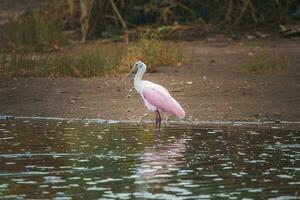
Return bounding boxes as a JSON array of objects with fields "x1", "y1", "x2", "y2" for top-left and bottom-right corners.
[{"x1": 1, "y1": 38, "x2": 300, "y2": 123}]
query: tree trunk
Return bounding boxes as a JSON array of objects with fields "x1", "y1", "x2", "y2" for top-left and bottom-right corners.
[{"x1": 80, "y1": 0, "x2": 94, "y2": 42}]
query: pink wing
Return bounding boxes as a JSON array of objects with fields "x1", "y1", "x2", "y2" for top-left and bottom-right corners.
[{"x1": 142, "y1": 87, "x2": 185, "y2": 119}]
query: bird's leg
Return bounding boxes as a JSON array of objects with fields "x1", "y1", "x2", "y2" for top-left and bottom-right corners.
[
  {"x1": 155, "y1": 110, "x2": 161, "y2": 129},
  {"x1": 157, "y1": 110, "x2": 161, "y2": 126}
]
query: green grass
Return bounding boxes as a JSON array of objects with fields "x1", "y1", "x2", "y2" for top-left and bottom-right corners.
[
  {"x1": 119, "y1": 34, "x2": 183, "y2": 72},
  {"x1": 0, "y1": 15, "x2": 66, "y2": 52},
  {"x1": 160, "y1": 42, "x2": 183, "y2": 67},
  {"x1": 6, "y1": 45, "x2": 124, "y2": 77},
  {"x1": 8, "y1": 54, "x2": 39, "y2": 76},
  {"x1": 2, "y1": 35, "x2": 183, "y2": 77},
  {"x1": 247, "y1": 51, "x2": 290, "y2": 74}
]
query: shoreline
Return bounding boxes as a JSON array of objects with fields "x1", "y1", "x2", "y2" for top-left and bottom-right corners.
[
  {"x1": 1, "y1": 39, "x2": 300, "y2": 125},
  {"x1": 1, "y1": 115, "x2": 300, "y2": 130}
]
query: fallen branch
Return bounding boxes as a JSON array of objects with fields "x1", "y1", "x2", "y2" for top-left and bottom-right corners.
[{"x1": 280, "y1": 24, "x2": 300, "y2": 37}]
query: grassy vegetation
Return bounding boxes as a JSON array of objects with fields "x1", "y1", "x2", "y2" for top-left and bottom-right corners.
[
  {"x1": 119, "y1": 34, "x2": 183, "y2": 72},
  {"x1": 5, "y1": 45, "x2": 123, "y2": 77},
  {"x1": 0, "y1": 7, "x2": 183, "y2": 77},
  {"x1": 2, "y1": 37, "x2": 183, "y2": 77},
  {"x1": 247, "y1": 51, "x2": 290, "y2": 74},
  {"x1": 47, "y1": 46, "x2": 123, "y2": 77},
  {"x1": 0, "y1": 15, "x2": 66, "y2": 52}
]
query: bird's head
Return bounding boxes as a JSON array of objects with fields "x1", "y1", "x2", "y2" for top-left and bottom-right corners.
[
  {"x1": 134, "y1": 61, "x2": 147, "y2": 73},
  {"x1": 120, "y1": 61, "x2": 147, "y2": 83}
]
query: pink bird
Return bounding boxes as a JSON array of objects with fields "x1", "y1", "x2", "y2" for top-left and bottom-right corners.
[{"x1": 125, "y1": 61, "x2": 185, "y2": 129}]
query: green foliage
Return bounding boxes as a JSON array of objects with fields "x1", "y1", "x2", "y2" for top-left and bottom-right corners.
[
  {"x1": 1, "y1": 15, "x2": 66, "y2": 52},
  {"x1": 120, "y1": 33, "x2": 182, "y2": 72},
  {"x1": 6, "y1": 45, "x2": 123, "y2": 77},
  {"x1": 8, "y1": 54, "x2": 37, "y2": 76},
  {"x1": 4, "y1": 39, "x2": 183, "y2": 77},
  {"x1": 160, "y1": 42, "x2": 183, "y2": 67}
]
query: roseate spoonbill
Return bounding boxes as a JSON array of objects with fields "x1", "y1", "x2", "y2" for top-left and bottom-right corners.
[{"x1": 123, "y1": 61, "x2": 185, "y2": 129}]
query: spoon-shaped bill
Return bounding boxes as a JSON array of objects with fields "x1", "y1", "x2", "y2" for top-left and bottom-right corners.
[{"x1": 120, "y1": 65, "x2": 135, "y2": 83}]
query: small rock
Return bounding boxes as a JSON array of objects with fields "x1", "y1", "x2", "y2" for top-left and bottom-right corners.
[
  {"x1": 126, "y1": 94, "x2": 131, "y2": 98},
  {"x1": 186, "y1": 81, "x2": 193, "y2": 85},
  {"x1": 255, "y1": 113, "x2": 263, "y2": 118},
  {"x1": 248, "y1": 52, "x2": 254, "y2": 56},
  {"x1": 246, "y1": 34, "x2": 255, "y2": 40},
  {"x1": 70, "y1": 100, "x2": 76, "y2": 104}
]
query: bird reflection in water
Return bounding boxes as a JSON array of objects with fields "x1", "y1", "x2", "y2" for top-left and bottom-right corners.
[{"x1": 134, "y1": 136, "x2": 187, "y2": 193}]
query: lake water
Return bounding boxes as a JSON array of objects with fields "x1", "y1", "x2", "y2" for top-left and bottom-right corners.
[{"x1": 0, "y1": 119, "x2": 299, "y2": 199}]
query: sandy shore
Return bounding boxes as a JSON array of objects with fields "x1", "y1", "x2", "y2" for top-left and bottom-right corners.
[{"x1": 1, "y1": 39, "x2": 300, "y2": 124}]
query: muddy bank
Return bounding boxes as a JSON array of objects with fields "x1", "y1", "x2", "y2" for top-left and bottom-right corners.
[{"x1": 1, "y1": 39, "x2": 300, "y2": 123}]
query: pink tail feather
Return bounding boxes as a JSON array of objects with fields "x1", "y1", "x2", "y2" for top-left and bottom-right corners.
[{"x1": 170, "y1": 97, "x2": 185, "y2": 119}]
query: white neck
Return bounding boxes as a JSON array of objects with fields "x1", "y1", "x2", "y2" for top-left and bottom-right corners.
[{"x1": 134, "y1": 69, "x2": 145, "y2": 93}]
